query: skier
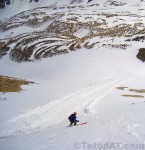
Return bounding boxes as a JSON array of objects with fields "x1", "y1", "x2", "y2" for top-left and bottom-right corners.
[{"x1": 68, "y1": 112, "x2": 79, "y2": 126}]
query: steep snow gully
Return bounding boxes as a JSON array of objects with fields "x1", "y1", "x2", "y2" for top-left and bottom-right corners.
[{"x1": 0, "y1": 77, "x2": 130, "y2": 138}]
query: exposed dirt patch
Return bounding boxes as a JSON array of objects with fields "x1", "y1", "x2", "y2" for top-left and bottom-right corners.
[
  {"x1": 129, "y1": 89, "x2": 145, "y2": 93},
  {"x1": 0, "y1": 75, "x2": 33, "y2": 93},
  {"x1": 117, "y1": 86, "x2": 145, "y2": 99},
  {"x1": 0, "y1": 42, "x2": 6, "y2": 49},
  {"x1": 122, "y1": 94, "x2": 144, "y2": 98}
]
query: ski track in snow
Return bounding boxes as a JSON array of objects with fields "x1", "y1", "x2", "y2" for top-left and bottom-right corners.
[{"x1": 0, "y1": 77, "x2": 130, "y2": 137}]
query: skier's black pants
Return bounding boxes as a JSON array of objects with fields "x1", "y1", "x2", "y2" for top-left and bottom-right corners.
[{"x1": 70, "y1": 120, "x2": 77, "y2": 126}]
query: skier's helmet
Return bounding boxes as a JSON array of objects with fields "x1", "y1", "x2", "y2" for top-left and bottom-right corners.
[{"x1": 74, "y1": 112, "x2": 77, "y2": 115}]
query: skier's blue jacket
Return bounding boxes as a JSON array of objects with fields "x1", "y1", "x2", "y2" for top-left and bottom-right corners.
[{"x1": 74, "y1": 115, "x2": 77, "y2": 121}]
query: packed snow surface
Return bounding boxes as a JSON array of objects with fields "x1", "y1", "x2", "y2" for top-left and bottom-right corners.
[{"x1": 1, "y1": 0, "x2": 145, "y2": 150}]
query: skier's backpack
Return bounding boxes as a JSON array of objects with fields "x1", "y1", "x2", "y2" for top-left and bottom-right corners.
[{"x1": 68, "y1": 114, "x2": 74, "y2": 121}]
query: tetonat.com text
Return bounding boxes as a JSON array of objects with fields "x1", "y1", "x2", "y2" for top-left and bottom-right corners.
[{"x1": 74, "y1": 142, "x2": 145, "y2": 150}]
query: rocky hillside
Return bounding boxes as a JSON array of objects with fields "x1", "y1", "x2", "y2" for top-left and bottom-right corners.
[{"x1": 0, "y1": 0, "x2": 145, "y2": 62}]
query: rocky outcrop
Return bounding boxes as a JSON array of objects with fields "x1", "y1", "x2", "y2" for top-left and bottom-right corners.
[{"x1": 137, "y1": 48, "x2": 145, "y2": 62}]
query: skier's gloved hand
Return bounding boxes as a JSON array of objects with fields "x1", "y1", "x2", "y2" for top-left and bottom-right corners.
[{"x1": 77, "y1": 120, "x2": 79, "y2": 122}]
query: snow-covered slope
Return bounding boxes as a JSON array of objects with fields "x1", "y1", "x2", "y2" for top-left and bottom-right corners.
[{"x1": 1, "y1": 0, "x2": 145, "y2": 150}]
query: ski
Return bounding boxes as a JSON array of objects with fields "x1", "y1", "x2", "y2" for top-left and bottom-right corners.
[
  {"x1": 77, "y1": 122, "x2": 87, "y2": 126},
  {"x1": 67, "y1": 122, "x2": 87, "y2": 127}
]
